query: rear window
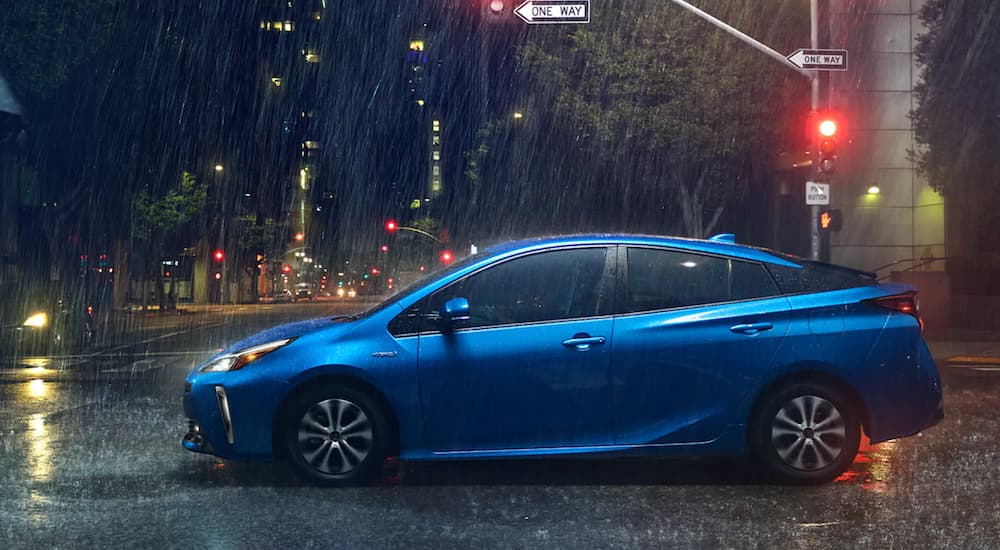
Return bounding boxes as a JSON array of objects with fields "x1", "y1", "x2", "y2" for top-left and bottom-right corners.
[{"x1": 766, "y1": 261, "x2": 877, "y2": 294}]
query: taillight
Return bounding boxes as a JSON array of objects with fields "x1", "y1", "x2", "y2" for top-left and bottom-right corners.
[{"x1": 867, "y1": 292, "x2": 923, "y2": 332}]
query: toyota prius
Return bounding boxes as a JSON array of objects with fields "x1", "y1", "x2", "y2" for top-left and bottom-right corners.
[{"x1": 182, "y1": 234, "x2": 943, "y2": 485}]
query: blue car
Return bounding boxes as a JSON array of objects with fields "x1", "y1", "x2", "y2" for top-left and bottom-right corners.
[{"x1": 183, "y1": 234, "x2": 943, "y2": 485}]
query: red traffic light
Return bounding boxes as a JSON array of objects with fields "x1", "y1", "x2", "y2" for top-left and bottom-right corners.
[
  {"x1": 282, "y1": 265, "x2": 292, "y2": 273},
  {"x1": 384, "y1": 220, "x2": 398, "y2": 233},
  {"x1": 213, "y1": 250, "x2": 224, "y2": 262},
  {"x1": 371, "y1": 267, "x2": 381, "y2": 275},
  {"x1": 380, "y1": 245, "x2": 389, "y2": 253},
  {"x1": 440, "y1": 250, "x2": 454, "y2": 264},
  {"x1": 818, "y1": 119, "x2": 837, "y2": 137}
]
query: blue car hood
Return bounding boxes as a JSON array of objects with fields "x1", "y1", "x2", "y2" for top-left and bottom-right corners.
[{"x1": 218, "y1": 315, "x2": 354, "y2": 356}]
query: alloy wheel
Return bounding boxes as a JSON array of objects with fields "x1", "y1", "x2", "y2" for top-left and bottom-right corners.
[
  {"x1": 770, "y1": 395, "x2": 846, "y2": 471},
  {"x1": 296, "y1": 398, "x2": 373, "y2": 475}
]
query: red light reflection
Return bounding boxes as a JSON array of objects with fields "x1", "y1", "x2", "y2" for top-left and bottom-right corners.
[{"x1": 834, "y1": 434, "x2": 897, "y2": 493}]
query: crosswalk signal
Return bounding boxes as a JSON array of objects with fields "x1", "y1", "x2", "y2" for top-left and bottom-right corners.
[{"x1": 818, "y1": 209, "x2": 842, "y2": 232}]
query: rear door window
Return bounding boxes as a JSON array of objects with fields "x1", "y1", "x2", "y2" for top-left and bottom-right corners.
[{"x1": 624, "y1": 248, "x2": 779, "y2": 313}]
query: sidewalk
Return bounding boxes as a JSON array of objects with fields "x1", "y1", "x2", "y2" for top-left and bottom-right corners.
[{"x1": 926, "y1": 329, "x2": 1000, "y2": 373}]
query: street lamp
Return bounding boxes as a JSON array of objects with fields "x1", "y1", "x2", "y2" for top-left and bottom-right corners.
[{"x1": 214, "y1": 164, "x2": 224, "y2": 172}]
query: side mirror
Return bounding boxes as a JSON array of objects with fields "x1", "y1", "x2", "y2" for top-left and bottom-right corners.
[{"x1": 438, "y1": 297, "x2": 471, "y2": 329}]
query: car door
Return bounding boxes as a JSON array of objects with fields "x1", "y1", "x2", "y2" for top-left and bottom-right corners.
[
  {"x1": 417, "y1": 246, "x2": 616, "y2": 452},
  {"x1": 611, "y1": 246, "x2": 790, "y2": 446}
]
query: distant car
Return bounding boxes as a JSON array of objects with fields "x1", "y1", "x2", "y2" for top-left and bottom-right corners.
[
  {"x1": 335, "y1": 286, "x2": 357, "y2": 299},
  {"x1": 294, "y1": 284, "x2": 314, "y2": 301},
  {"x1": 267, "y1": 289, "x2": 295, "y2": 304},
  {"x1": 2, "y1": 299, "x2": 99, "y2": 356},
  {"x1": 183, "y1": 234, "x2": 943, "y2": 486}
]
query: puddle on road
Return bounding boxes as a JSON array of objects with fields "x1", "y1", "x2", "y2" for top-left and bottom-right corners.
[{"x1": 834, "y1": 434, "x2": 897, "y2": 493}]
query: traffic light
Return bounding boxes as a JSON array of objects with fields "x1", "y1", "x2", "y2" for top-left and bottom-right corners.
[
  {"x1": 816, "y1": 115, "x2": 839, "y2": 177},
  {"x1": 282, "y1": 265, "x2": 292, "y2": 273},
  {"x1": 384, "y1": 219, "x2": 398, "y2": 233},
  {"x1": 214, "y1": 250, "x2": 224, "y2": 262},
  {"x1": 818, "y1": 209, "x2": 842, "y2": 232},
  {"x1": 440, "y1": 250, "x2": 454, "y2": 265},
  {"x1": 484, "y1": 0, "x2": 506, "y2": 16},
  {"x1": 380, "y1": 244, "x2": 389, "y2": 253}
]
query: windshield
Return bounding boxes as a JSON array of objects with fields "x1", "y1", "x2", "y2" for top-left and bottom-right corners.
[{"x1": 1, "y1": 0, "x2": 995, "y2": 547}]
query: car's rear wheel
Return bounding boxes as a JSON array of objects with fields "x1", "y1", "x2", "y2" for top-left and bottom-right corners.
[
  {"x1": 284, "y1": 386, "x2": 388, "y2": 486},
  {"x1": 752, "y1": 382, "x2": 860, "y2": 484}
]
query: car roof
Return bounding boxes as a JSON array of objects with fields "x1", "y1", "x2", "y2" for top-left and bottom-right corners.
[{"x1": 478, "y1": 234, "x2": 801, "y2": 267}]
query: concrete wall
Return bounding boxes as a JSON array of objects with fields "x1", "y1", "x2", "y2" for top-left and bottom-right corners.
[{"x1": 828, "y1": 0, "x2": 945, "y2": 274}]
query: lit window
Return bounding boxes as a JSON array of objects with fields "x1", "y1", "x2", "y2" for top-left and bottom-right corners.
[
  {"x1": 260, "y1": 21, "x2": 269, "y2": 30},
  {"x1": 432, "y1": 120, "x2": 440, "y2": 131},
  {"x1": 432, "y1": 151, "x2": 440, "y2": 161},
  {"x1": 416, "y1": 99, "x2": 425, "y2": 106},
  {"x1": 273, "y1": 21, "x2": 283, "y2": 30},
  {"x1": 303, "y1": 141, "x2": 320, "y2": 149},
  {"x1": 432, "y1": 180, "x2": 441, "y2": 192},
  {"x1": 410, "y1": 40, "x2": 425, "y2": 51},
  {"x1": 271, "y1": 77, "x2": 282, "y2": 87},
  {"x1": 432, "y1": 166, "x2": 440, "y2": 176},
  {"x1": 304, "y1": 51, "x2": 320, "y2": 63},
  {"x1": 432, "y1": 135, "x2": 440, "y2": 145},
  {"x1": 410, "y1": 199, "x2": 422, "y2": 209},
  {"x1": 284, "y1": 21, "x2": 294, "y2": 31}
]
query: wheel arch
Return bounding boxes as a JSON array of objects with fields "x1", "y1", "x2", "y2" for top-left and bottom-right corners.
[
  {"x1": 745, "y1": 366, "x2": 870, "y2": 450},
  {"x1": 271, "y1": 371, "x2": 401, "y2": 460}
]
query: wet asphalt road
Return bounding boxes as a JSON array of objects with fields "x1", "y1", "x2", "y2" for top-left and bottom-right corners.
[{"x1": 1, "y1": 302, "x2": 999, "y2": 549}]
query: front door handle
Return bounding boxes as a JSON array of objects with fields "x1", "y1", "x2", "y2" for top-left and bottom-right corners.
[
  {"x1": 730, "y1": 322, "x2": 774, "y2": 335},
  {"x1": 562, "y1": 334, "x2": 606, "y2": 351}
]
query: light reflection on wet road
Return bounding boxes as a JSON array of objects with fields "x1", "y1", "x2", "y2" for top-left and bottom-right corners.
[{"x1": 1, "y1": 303, "x2": 998, "y2": 548}]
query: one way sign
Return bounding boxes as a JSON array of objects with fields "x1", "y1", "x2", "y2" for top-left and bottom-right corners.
[
  {"x1": 786, "y1": 48, "x2": 849, "y2": 71},
  {"x1": 515, "y1": 0, "x2": 590, "y2": 24}
]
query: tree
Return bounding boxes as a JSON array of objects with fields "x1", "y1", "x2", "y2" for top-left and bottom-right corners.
[
  {"x1": 912, "y1": 0, "x2": 1000, "y2": 259},
  {"x1": 514, "y1": 0, "x2": 807, "y2": 237},
  {"x1": 131, "y1": 171, "x2": 207, "y2": 309}
]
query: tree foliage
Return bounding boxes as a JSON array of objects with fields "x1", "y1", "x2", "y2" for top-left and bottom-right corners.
[
  {"x1": 513, "y1": 0, "x2": 808, "y2": 237},
  {"x1": 132, "y1": 171, "x2": 207, "y2": 241},
  {"x1": 0, "y1": 0, "x2": 120, "y2": 105},
  {"x1": 912, "y1": 0, "x2": 1000, "y2": 202}
]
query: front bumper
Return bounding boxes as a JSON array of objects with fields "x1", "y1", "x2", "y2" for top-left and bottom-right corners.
[{"x1": 182, "y1": 371, "x2": 290, "y2": 461}]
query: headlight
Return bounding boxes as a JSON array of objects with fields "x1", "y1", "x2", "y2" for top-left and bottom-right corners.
[
  {"x1": 23, "y1": 312, "x2": 47, "y2": 328},
  {"x1": 200, "y1": 338, "x2": 294, "y2": 373}
]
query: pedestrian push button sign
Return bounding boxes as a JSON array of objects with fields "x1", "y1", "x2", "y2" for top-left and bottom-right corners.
[{"x1": 806, "y1": 181, "x2": 830, "y2": 205}]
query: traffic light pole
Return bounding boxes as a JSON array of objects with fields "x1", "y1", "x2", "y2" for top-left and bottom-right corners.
[{"x1": 810, "y1": 0, "x2": 822, "y2": 261}]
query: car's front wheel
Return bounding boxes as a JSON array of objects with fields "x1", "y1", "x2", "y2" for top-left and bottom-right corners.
[
  {"x1": 284, "y1": 386, "x2": 389, "y2": 486},
  {"x1": 751, "y1": 382, "x2": 861, "y2": 484}
]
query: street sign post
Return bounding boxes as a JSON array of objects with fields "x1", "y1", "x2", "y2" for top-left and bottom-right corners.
[
  {"x1": 786, "y1": 48, "x2": 848, "y2": 71},
  {"x1": 514, "y1": 0, "x2": 590, "y2": 24},
  {"x1": 806, "y1": 181, "x2": 830, "y2": 205}
]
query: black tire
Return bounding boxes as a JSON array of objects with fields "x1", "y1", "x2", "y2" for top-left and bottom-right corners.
[
  {"x1": 284, "y1": 385, "x2": 390, "y2": 486},
  {"x1": 751, "y1": 382, "x2": 861, "y2": 485}
]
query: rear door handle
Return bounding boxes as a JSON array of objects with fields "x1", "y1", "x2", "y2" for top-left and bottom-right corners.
[
  {"x1": 730, "y1": 322, "x2": 774, "y2": 335},
  {"x1": 562, "y1": 334, "x2": 606, "y2": 351}
]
